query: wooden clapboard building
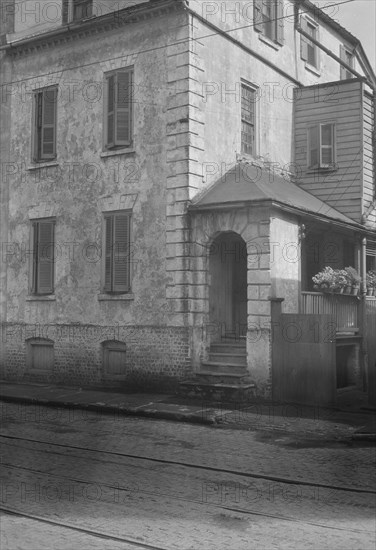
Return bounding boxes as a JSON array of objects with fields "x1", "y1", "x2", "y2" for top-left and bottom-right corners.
[{"x1": 0, "y1": 0, "x2": 375, "y2": 405}]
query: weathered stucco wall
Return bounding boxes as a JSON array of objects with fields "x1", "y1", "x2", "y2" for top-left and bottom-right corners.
[
  {"x1": 2, "y1": 6, "x2": 194, "y2": 388},
  {"x1": 270, "y1": 212, "x2": 300, "y2": 313}
]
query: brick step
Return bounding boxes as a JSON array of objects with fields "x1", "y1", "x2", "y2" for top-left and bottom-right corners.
[
  {"x1": 208, "y1": 352, "x2": 247, "y2": 365},
  {"x1": 196, "y1": 371, "x2": 252, "y2": 385},
  {"x1": 202, "y1": 362, "x2": 246, "y2": 374},
  {"x1": 178, "y1": 380, "x2": 256, "y2": 403},
  {"x1": 210, "y1": 343, "x2": 246, "y2": 354}
]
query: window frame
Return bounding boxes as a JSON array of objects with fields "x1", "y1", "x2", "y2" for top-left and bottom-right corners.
[
  {"x1": 102, "y1": 340, "x2": 127, "y2": 379},
  {"x1": 30, "y1": 218, "x2": 56, "y2": 296},
  {"x1": 307, "y1": 123, "x2": 336, "y2": 170},
  {"x1": 32, "y1": 86, "x2": 58, "y2": 163},
  {"x1": 103, "y1": 67, "x2": 134, "y2": 151},
  {"x1": 340, "y1": 45, "x2": 354, "y2": 80},
  {"x1": 254, "y1": 0, "x2": 284, "y2": 46},
  {"x1": 300, "y1": 15, "x2": 320, "y2": 72},
  {"x1": 240, "y1": 81, "x2": 258, "y2": 158},
  {"x1": 62, "y1": 0, "x2": 93, "y2": 24},
  {"x1": 102, "y1": 210, "x2": 132, "y2": 294}
]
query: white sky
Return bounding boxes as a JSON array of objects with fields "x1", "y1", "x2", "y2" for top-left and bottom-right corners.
[{"x1": 313, "y1": 0, "x2": 376, "y2": 71}]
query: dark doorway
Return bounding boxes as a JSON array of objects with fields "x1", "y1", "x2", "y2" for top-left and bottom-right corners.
[{"x1": 209, "y1": 232, "x2": 247, "y2": 340}]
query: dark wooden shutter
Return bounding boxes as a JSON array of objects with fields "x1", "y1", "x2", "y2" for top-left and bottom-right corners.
[
  {"x1": 115, "y1": 71, "x2": 132, "y2": 146},
  {"x1": 104, "y1": 216, "x2": 113, "y2": 291},
  {"x1": 41, "y1": 88, "x2": 57, "y2": 159},
  {"x1": 308, "y1": 126, "x2": 319, "y2": 168},
  {"x1": 276, "y1": 0, "x2": 284, "y2": 45},
  {"x1": 300, "y1": 16, "x2": 308, "y2": 61},
  {"x1": 36, "y1": 221, "x2": 54, "y2": 294},
  {"x1": 34, "y1": 92, "x2": 42, "y2": 161},
  {"x1": 106, "y1": 75, "x2": 115, "y2": 148},
  {"x1": 62, "y1": 0, "x2": 69, "y2": 23},
  {"x1": 254, "y1": 0, "x2": 263, "y2": 33},
  {"x1": 113, "y1": 214, "x2": 130, "y2": 292},
  {"x1": 32, "y1": 221, "x2": 38, "y2": 292}
]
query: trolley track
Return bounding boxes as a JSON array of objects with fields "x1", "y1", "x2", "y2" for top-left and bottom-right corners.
[
  {"x1": 1, "y1": 433, "x2": 375, "y2": 537},
  {"x1": 1, "y1": 433, "x2": 374, "y2": 495}
]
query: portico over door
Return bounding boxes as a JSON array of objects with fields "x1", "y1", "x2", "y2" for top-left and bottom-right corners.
[{"x1": 209, "y1": 232, "x2": 247, "y2": 341}]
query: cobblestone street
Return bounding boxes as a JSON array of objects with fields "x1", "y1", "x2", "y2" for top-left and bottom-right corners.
[{"x1": 1, "y1": 401, "x2": 375, "y2": 549}]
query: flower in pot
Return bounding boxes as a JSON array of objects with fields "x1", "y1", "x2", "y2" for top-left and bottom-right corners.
[
  {"x1": 333, "y1": 269, "x2": 348, "y2": 294},
  {"x1": 366, "y1": 270, "x2": 376, "y2": 296},
  {"x1": 312, "y1": 266, "x2": 336, "y2": 292},
  {"x1": 345, "y1": 266, "x2": 361, "y2": 295}
]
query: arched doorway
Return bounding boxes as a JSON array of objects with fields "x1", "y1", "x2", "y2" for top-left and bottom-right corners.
[{"x1": 209, "y1": 232, "x2": 247, "y2": 340}]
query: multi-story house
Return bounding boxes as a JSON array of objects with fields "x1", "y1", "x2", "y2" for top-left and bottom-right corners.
[{"x1": 0, "y1": 0, "x2": 375, "y2": 405}]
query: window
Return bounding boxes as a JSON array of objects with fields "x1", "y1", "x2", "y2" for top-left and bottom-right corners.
[
  {"x1": 31, "y1": 219, "x2": 55, "y2": 295},
  {"x1": 26, "y1": 338, "x2": 54, "y2": 372},
  {"x1": 33, "y1": 87, "x2": 57, "y2": 162},
  {"x1": 62, "y1": 0, "x2": 92, "y2": 23},
  {"x1": 307, "y1": 124, "x2": 335, "y2": 169},
  {"x1": 301, "y1": 17, "x2": 319, "y2": 69},
  {"x1": 103, "y1": 212, "x2": 131, "y2": 293},
  {"x1": 254, "y1": 0, "x2": 284, "y2": 45},
  {"x1": 241, "y1": 83, "x2": 256, "y2": 156},
  {"x1": 102, "y1": 341, "x2": 127, "y2": 378},
  {"x1": 340, "y1": 45, "x2": 354, "y2": 80},
  {"x1": 104, "y1": 69, "x2": 133, "y2": 150}
]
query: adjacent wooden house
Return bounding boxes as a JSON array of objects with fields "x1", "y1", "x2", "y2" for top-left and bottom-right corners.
[{"x1": 0, "y1": 0, "x2": 375, "y2": 405}]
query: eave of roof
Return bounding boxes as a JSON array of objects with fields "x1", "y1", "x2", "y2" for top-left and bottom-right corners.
[
  {"x1": 1, "y1": 0, "x2": 180, "y2": 52},
  {"x1": 189, "y1": 162, "x2": 370, "y2": 233}
]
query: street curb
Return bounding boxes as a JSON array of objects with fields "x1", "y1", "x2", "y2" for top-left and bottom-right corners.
[{"x1": 0, "y1": 394, "x2": 217, "y2": 425}]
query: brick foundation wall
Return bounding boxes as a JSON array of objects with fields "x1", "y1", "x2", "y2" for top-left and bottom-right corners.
[{"x1": 0, "y1": 324, "x2": 191, "y2": 391}]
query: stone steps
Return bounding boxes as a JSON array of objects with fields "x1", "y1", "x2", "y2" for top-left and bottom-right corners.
[{"x1": 179, "y1": 339, "x2": 254, "y2": 402}]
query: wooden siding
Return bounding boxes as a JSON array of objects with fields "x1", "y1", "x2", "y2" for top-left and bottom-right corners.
[
  {"x1": 294, "y1": 80, "x2": 363, "y2": 223},
  {"x1": 363, "y1": 91, "x2": 375, "y2": 226}
]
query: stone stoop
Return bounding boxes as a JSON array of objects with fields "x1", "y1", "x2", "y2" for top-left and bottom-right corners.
[{"x1": 179, "y1": 339, "x2": 256, "y2": 403}]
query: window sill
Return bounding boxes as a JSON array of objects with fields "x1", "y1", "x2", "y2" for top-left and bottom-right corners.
[
  {"x1": 306, "y1": 166, "x2": 338, "y2": 174},
  {"x1": 28, "y1": 162, "x2": 59, "y2": 170},
  {"x1": 304, "y1": 63, "x2": 321, "y2": 76},
  {"x1": 258, "y1": 34, "x2": 281, "y2": 51},
  {"x1": 26, "y1": 295, "x2": 56, "y2": 301},
  {"x1": 100, "y1": 148, "x2": 135, "y2": 158},
  {"x1": 98, "y1": 293, "x2": 134, "y2": 301}
]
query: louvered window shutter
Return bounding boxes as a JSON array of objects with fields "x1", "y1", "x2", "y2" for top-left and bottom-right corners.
[
  {"x1": 62, "y1": 0, "x2": 69, "y2": 23},
  {"x1": 106, "y1": 75, "x2": 115, "y2": 148},
  {"x1": 254, "y1": 0, "x2": 263, "y2": 33},
  {"x1": 113, "y1": 214, "x2": 130, "y2": 292},
  {"x1": 276, "y1": 0, "x2": 284, "y2": 45},
  {"x1": 308, "y1": 126, "x2": 319, "y2": 168},
  {"x1": 41, "y1": 88, "x2": 57, "y2": 159},
  {"x1": 104, "y1": 216, "x2": 113, "y2": 291},
  {"x1": 34, "y1": 92, "x2": 42, "y2": 161},
  {"x1": 300, "y1": 17, "x2": 308, "y2": 61},
  {"x1": 115, "y1": 71, "x2": 132, "y2": 146},
  {"x1": 36, "y1": 221, "x2": 55, "y2": 294}
]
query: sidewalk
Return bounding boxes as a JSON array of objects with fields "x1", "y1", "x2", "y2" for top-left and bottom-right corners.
[{"x1": 0, "y1": 381, "x2": 375, "y2": 440}]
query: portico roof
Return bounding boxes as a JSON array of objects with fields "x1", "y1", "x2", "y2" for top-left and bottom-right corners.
[{"x1": 189, "y1": 162, "x2": 366, "y2": 231}]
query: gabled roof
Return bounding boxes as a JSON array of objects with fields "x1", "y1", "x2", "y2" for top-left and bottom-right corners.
[{"x1": 189, "y1": 162, "x2": 365, "y2": 229}]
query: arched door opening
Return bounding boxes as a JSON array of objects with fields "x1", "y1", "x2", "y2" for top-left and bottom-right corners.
[{"x1": 209, "y1": 232, "x2": 247, "y2": 341}]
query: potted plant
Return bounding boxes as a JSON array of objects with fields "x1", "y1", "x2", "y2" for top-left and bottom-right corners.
[
  {"x1": 345, "y1": 266, "x2": 361, "y2": 295},
  {"x1": 366, "y1": 270, "x2": 376, "y2": 296},
  {"x1": 312, "y1": 266, "x2": 336, "y2": 292},
  {"x1": 333, "y1": 269, "x2": 348, "y2": 294}
]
